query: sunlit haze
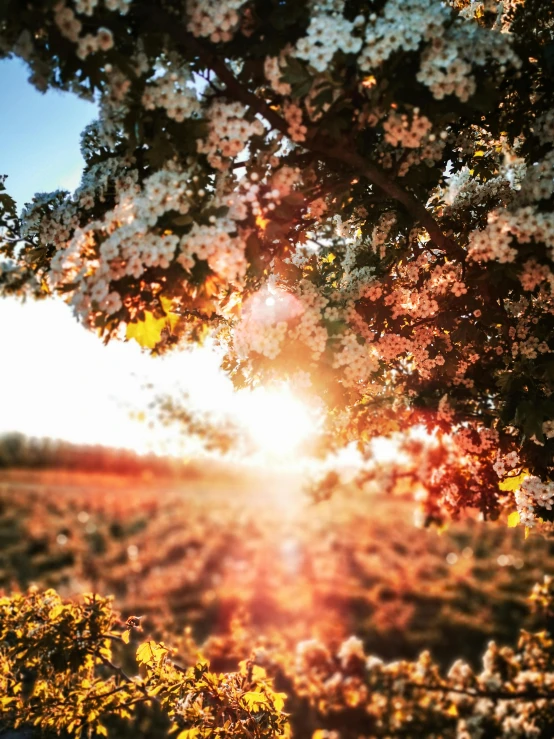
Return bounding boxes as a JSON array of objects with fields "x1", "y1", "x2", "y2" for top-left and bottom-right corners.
[
  {"x1": 0, "y1": 58, "x2": 322, "y2": 462},
  {"x1": 241, "y1": 386, "x2": 318, "y2": 458}
]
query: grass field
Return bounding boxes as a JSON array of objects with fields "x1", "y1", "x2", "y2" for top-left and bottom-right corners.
[{"x1": 1, "y1": 465, "x2": 553, "y2": 672}]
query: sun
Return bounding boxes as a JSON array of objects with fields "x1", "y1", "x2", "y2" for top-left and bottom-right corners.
[{"x1": 238, "y1": 386, "x2": 318, "y2": 459}]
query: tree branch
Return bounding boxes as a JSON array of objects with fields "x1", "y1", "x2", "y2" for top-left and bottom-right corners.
[
  {"x1": 148, "y1": 8, "x2": 464, "y2": 261},
  {"x1": 416, "y1": 680, "x2": 554, "y2": 702}
]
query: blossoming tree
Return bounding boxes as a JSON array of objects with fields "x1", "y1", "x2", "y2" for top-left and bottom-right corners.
[{"x1": 1, "y1": 0, "x2": 554, "y2": 528}]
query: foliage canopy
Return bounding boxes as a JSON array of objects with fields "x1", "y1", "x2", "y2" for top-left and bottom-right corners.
[{"x1": 1, "y1": 0, "x2": 554, "y2": 525}]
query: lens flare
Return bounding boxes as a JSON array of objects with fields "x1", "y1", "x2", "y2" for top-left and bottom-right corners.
[{"x1": 239, "y1": 387, "x2": 317, "y2": 458}]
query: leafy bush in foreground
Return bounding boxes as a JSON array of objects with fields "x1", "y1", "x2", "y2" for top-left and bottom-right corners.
[{"x1": 2, "y1": 582, "x2": 554, "y2": 739}]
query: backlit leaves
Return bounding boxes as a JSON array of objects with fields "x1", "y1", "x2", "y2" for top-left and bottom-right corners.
[
  {"x1": 0, "y1": 589, "x2": 289, "y2": 739},
  {"x1": 126, "y1": 298, "x2": 180, "y2": 350}
]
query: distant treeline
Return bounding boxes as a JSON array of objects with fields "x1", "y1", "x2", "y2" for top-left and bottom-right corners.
[{"x1": 0, "y1": 432, "x2": 200, "y2": 478}]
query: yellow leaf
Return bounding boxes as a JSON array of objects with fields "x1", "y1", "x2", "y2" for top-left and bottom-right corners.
[
  {"x1": 136, "y1": 640, "x2": 168, "y2": 666},
  {"x1": 126, "y1": 313, "x2": 167, "y2": 349},
  {"x1": 96, "y1": 725, "x2": 108, "y2": 737},
  {"x1": 49, "y1": 604, "x2": 64, "y2": 620},
  {"x1": 446, "y1": 704, "x2": 458, "y2": 716},
  {"x1": 525, "y1": 526, "x2": 530, "y2": 539},
  {"x1": 122, "y1": 629, "x2": 130, "y2": 644},
  {"x1": 160, "y1": 297, "x2": 180, "y2": 332},
  {"x1": 126, "y1": 298, "x2": 179, "y2": 349},
  {"x1": 474, "y1": 150, "x2": 485, "y2": 157},
  {"x1": 273, "y1": 692, "x2": 287, "y2": 711},
  {"x1": 499, "y1": 471, "x2": 528, "y2": 492},
  {"x1": 507, "y1": 511, "x2": 520, "y2": 528},
  {"x1": 251, "y1": 665, "x2": 267, "y2": 681},
  {"x1": 242, "y1": 691, "x2": 268, "y2": 711},
  {"x1": 176, "y1": 730, "x2": 199, "y2": 739}
]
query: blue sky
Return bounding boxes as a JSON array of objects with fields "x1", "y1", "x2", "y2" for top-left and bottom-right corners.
[
  {"x1": 0, "y1": 57, "x2": 232, "y2": 453},
  {"x1": 0, "y1": 56, "x2": 315, "y2": 460},
  {"x1": 1, "y1": 58, "x2": 96, "y2": 209}
]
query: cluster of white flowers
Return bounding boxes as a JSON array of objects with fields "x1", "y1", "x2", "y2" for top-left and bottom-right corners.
[
  {"x1": 289, "y1": 607, "x2": 554, "y2": 737},
  {"x1": 392, "y1": 136, "x2": 446, "y2": 177},
  {"x1": 515, "y1": 476, "x2": 554, "y2": 527},
  {"x1": 133, "y1": 166, "x2": 194, "y2": 224},
  {"x1": 234, "y1": 280, "x2": 331, "y2": 360},
  {"x1": 104, "y1": 0, "x2": 132, "y2": 12},
  {"x1": 535, "y1": 108, "x2": 554, "y2": 145},
  {"x1": 264, "y1": 53, "x2": 291, "y2": 96},
  {"x1": 370, "y1": 211, "x2": 396, "y2": 258},
  {"x1": 94, "y1": 65, "x2": 132, "y2": 149},
  {"x1": 283, "y1": 103, "x2": 307, "y2": 143},
  {"x1": 455, "y1": 427, "x2": 499, "y2": 456},
  {"x1": 294, "y1": 13, "x2": 363, "y2": 73},
  {"x1": 385, "y1": 286, "x2": 439, "y2": 321},
  {"x1": 332, "y1": 332, "x2": 379, "y2": 388},
  {"x1": 186, "y1": 0, "x2": 244, "y2": 43},
  {"x1": 270, "y1": 165, "x2": 302, "y2": 199},
  {"x1": 337, "y1": 635, "x2": 365, "y2": 668},
  {"x1": 76, "y1": 26, "x2": 114, "y2": 59},
  {"x1": 360, "y1": 0, "x2": 447, "y2": 71},
  {"x1": 75, "y1": 156, "x2": 137, "y2": 210},
  {"x1": 512, "y1": 335, "x2": 551, "y2": 360},
  {"x1": 73, "y1": 0, "x2": 99, "y2": 14},
  {"x1": 492, "y1": 449, "x2": 520, "y2": 478},
  {"x1": 177, "y1": 222, "x2": 247, "y2": 283},
  {"x1": 442, "y1": 166, "x2": 514, "y2": 213},
  {"x1": 197, "y1": 100, "x2": 264, "y2": 170},
  {"x1": 437, "y1": 394, "x2": 455, "y2": 423},
  {"x1": 289, "y1": 280, "x2": 329, "y2": 360},
  {"x1": 142, "y1": 67, "x2": 201, "y2": 122},
  {"x1": 427, "y1": 262, "x2": 464, "y2": 296},
  {"x1": 338, "y1": 233, "x2": 363, "y2": 278},
  {"x1": 519, "y1": 150, "x2": 554, "y2": 203},
  {"x1": 417, "y1": 20, "x2": 520, "y2": 102},
  {"x1": 383, "y1": 110, "x2": 432, "y2": 148},
  {"x1": 295, "y1": 638, "x2": 331, "y2": 673},
  {"x1": 38, "y1": 164, "x2": 249, "y2": 322},
  {"x1": 54, "y1": 3, "x2": 116, "y2": 58},
  {"x1": 284, "y1": 242, "x2": 317, "y2": 268},
  {"x1": 307, "y1": 197, "x2": 327, "y2": 220},
  {"x1": 468, "y1": 207, "x2": 554, "y2": 263},
  {"x1": 20, "y1": 191, "x2": 78, "y2": 248},
  {"x1": 234, "y1": 307, "x2": 290, "y2": 361},
  {"x1": 54, "y1": 4, "x2": 82, "y2": 41}
]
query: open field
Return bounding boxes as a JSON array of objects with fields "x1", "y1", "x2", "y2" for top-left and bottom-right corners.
[{"x1": 1, "y1": 466, "x2": 553, "y2": 671}]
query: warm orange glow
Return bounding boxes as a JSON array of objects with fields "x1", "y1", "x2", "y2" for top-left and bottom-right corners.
[
  {"x1": 240, "y1": 387, "x2": 318, "y2": 459},
  {"x1": 256, "y1": 213, "x2": 269, "y2": 231}
]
